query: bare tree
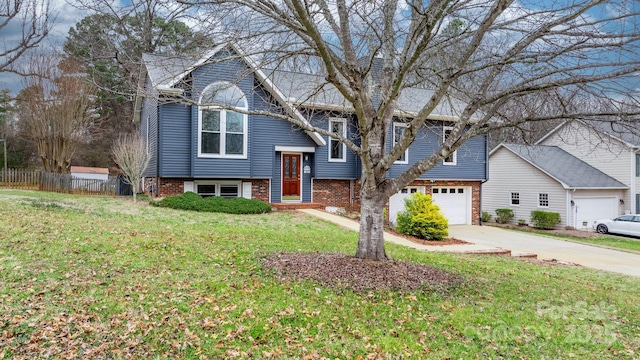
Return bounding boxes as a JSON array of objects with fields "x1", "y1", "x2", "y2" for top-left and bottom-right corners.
[
  {"x1": 16, "y1": 54, "x2": 96, "y2": 173},
  {"x1": 112, "y1": 133, "x2": 150, "y2": 202},
  {"x1": 0, "y1": 0, "x2": 53, "y2": 74},
  {"x1": 179, "y1": 0, "x2": 640, "y2": 260}
]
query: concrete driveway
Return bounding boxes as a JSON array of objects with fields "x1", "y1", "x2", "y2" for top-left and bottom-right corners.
[
  {"x1": 297, "y1": 209, "x2": 639, "y2": 277},
  {"x1": 450, "y1": 225, "x2": 640, "y2": 277}
]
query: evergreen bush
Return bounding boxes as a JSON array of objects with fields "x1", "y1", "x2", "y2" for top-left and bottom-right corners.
[
  {"x1": 530, "y1": 210, "x2": 561, "y2": 229},
  {"x1": 396, "y1": 193, "x2": 448, "y2": 240},
  {"x1": 151, "y1": 192, "x2": 272, "y2": 214},
  {"x1": 495, "y1": 208, "x2": 514, "y2": 224},
  {"x1": 481, "y1": 211, "x2": 492, "y2": 222}
]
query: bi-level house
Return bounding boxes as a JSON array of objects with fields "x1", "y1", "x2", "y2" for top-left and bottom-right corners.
[{"x1": 139, "y1": 46, "x2": 488, "y2": 225}]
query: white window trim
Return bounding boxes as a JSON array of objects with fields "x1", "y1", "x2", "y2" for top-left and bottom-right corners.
[
  {"x1": 328, "y1": 117, "x2": 347, "y2": 163},
  {"x1": 510, "y1": 192, "x2": 520, "y2": 206},
  {"x1": 393, "y1": 122, "x2": 409, "y2": 165},
  {"x1": 195, "y1": 180, "x2": 242, "y2": 198},
  {"x1": 197, "y1": 82, "x2": 248, "y2": 159},
  {"x1": 538, "y1": 193, "x2": 549, "y2": 208},
  {"x1": 198, "y1": 107, "x2": 248, "y2": 159},
  {"x1": 443, "y1": 126, "x2": 457, "y2": 166}
]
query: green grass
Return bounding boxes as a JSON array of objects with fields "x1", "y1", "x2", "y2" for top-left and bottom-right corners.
[
  {"x1": 1, "y1": 189, "x2": 640, "y2": 358},
  {"x1": 562, "y1": 235, "x2": 640, "y2": 253}
]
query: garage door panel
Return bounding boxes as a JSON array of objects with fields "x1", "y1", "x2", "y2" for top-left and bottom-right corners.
[
  {"x1": 432, "y1": 187, "x2": 469, "y2": 225},
  {"x1": 573, "y1": 197, "x2": 618, "y2": 228}
]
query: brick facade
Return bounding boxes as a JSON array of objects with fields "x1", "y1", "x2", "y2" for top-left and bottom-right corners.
[
  {"x1": 312, "y1": 179, "x2": 359, "y2": 208},
  {"x1": 147, "y1": 176, "x2": 480, "y2": 224},
  {"x1": 251, "y1": 179, "x2": 270, "y2": 203}
]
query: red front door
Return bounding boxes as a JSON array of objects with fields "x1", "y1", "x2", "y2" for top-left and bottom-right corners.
[{"x1": 282, "y1": 154, "x2": 301, "y2": 199}]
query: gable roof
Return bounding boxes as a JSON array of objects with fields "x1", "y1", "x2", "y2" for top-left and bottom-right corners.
[
  {"x1": 143, "y1": 47, "x2": 326, "y2": 146},
  {"x1": 492, "y1": 143, "x2": 628, "y2": 189},
  {"x1": 143, "y1": 46, "x2": 475, "y2": 124},
  {"x1": 267, "y1": 69, "x2": 471, "y2": 121},
  {"x1": 537, "y1": 120, "x2": 640, "y2": 149}
]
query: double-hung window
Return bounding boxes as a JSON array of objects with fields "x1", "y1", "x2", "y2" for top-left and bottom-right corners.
[
  {"x1": 443, "y1": 126, "x2": 457, "y2": 165},
  {"x1": 538, "y1": 193, "x2": 549, "y2": 207},
  {"x1": 329, "y1": 118, "x2": 346, "y2": 162},
  {"x1": 198, "y1": 82, "x2": 248, "y2": 158},
  {"x1": 393, "y1": 122, "x2": 408, "y2": 164},
  {"x1": 510, "y1": 192, "x2": 520, "y2": 206}
]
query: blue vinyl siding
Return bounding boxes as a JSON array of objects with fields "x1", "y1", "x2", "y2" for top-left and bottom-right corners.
[
  {"x1": 158, "y1": 103, "x2": 191, "y2": 177},
  {"x1": 141, "y1": 76, "x2": 158, "y2": 177},
  {"x1": 252, "y1": 84, "x2": 317, "y2": 179},
  {"x1": 190, "y1": 51, "x2": 255, "y2": 178},
  {"x1": 313, "y1": 113, "x2": 359, "y2": 179},
  {"x1": 387, "y1": 122, "x2": 487, "y2": 180},
  {"x1": 146, "y1": 48, "x2": 489, "y2": 202}
]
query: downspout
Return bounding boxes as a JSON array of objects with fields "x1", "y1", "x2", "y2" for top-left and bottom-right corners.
[
  {"x1": 631, "y1": 150, "x2": 637, "y2": 214},
  {"x1": 155, "y1": 104, "x2": 161, "y2": 198},
  {"x1": 480, "y1": 133, "x2": 490, "y2": 226}
]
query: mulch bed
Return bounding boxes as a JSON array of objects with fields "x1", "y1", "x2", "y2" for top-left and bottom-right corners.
[{"x1": 261, "y1": 252, "x2": 463, "y2": 293}]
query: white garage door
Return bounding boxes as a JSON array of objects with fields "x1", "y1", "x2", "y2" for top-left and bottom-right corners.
[
  {"x1": 389, "y1": 187, "x2": 424, "y2": 225},
  {"x1": 389, "y1": 186, "x2": 471, "y2": 225},
  {"x1": 573, "y1": 197, "x2": 618, "y2": 229},
  {"x1": 431, "y1": 187, "x2": 471, "y2": 225}
]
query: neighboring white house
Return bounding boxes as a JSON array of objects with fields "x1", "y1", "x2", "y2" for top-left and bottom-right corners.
[
  {"x1": 70, "y1": 166, "x2": 110, "y2": 190},
  {"x1": 70, "y1": 166, "x2": 109, "y2": 181},
  {"x1": 537, "y1": 120, "x2": 640, "y2": 213},
  {"x1": 483, "y1": 141, "x2": 629, "y2": 229}
]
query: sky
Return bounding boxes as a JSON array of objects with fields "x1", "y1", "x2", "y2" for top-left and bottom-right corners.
[
  {"x1": 0, "y1": 0, "x2": 88, "y2": 95},
  {"x1": 1, "y1": 0, "x2": 637, "y2": 97}
]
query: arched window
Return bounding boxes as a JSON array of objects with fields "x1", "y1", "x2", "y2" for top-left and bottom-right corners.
[{"x1": 198, "y1": 82, "x2": 248, "y2": 158}]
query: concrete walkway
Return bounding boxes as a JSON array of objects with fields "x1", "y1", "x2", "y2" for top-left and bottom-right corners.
[
  {"x1": 298, "y1": 209, "x2": 640, "y2": 277},
  {"x1": 298, "y1": 209, "x2": 505, "y2": 253}
]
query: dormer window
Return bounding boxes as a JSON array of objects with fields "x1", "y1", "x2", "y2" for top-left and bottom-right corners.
[{"x1": 198, "y1": 82, "x2": 248, "y2": 158}]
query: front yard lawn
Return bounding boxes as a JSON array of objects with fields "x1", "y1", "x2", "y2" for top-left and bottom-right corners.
[{"x1": 1, "y1": 189, "x2": 639, "y2": 358}]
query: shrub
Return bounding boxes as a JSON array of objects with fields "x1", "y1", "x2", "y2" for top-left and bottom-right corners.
[
  {"x1": 396, "y1": 193, "x2": 448, "y2": 240},
  {"x1": 151, "y1": 192, "x2": 271, "y2": 214},
  {"x1": 530, "y1": 210, "x2": 561, "y2": 229},
  {"x1": 495, "y1": 208, "x2": 514, "y2": 224},
  {"x1": 517, "y1": 219, "x2": 527, "y2": 226},
  {"x1": 481, "y1": 211, "x2": 492, "y2": 222}
]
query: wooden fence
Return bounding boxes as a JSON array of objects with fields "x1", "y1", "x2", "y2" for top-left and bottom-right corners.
[{"x1": 0, "y1": 168, "x2": 121, "y2": 196}]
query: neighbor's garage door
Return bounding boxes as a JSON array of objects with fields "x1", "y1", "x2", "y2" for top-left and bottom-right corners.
[
  {"x1": 431, "y1": 187, "x2": 471, "y2": 225},
  {"x1": 573, "y1": 197, "x2": 618, "y2": 229}
]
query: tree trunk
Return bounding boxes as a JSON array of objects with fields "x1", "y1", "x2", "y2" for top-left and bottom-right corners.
[{"x1": 356, "y1": 191, "x2": 388, "y2": 261}]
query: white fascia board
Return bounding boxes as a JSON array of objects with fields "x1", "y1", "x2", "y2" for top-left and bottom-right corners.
[
  {"x1": 157, "y1": 85, "x2": 184, "y2": 95},
  {"x1": 164, "y1": 44, "x2": 227, "y2": 88},
  {"x1": 237, "y1": 46, "x2": 326, "y2": 146},
  {"x1": 274, "y1": 146, "x2": 316, "y2": 153}
]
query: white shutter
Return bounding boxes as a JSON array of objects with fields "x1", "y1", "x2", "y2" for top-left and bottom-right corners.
[
  {"x1": 184, "y1": 181, "x2": 195, "y2": 193},
  {"x1": 242, "y1": 182, "x2": 252, "y2": 199}
]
